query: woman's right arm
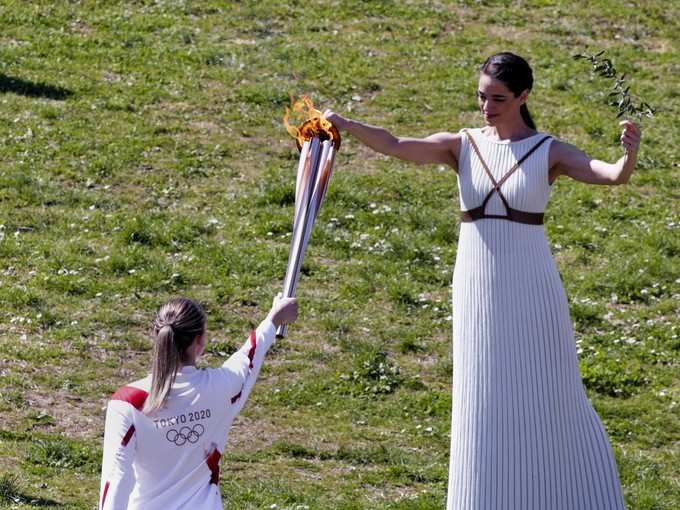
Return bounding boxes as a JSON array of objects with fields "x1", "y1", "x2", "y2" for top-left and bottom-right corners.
[
  {"x1": 219, "y1": 297, "x2": 297, "y2": 413},
  {"x1": 323, "y1": 110, "x2": 461, "y2": 170}
]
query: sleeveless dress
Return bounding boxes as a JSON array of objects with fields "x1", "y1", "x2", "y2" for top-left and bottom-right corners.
[{"x1": 447, "y1": 128, "x2": 625, "y2": 510}]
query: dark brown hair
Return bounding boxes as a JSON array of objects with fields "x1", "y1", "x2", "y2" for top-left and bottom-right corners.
[{"x1": 480, "y1": 52, "x2": 536, "y2": 129}]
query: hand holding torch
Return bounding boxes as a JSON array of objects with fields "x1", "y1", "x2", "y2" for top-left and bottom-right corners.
[{"x1": 277, "y1": 97, "x2": 341, "y2": 338}]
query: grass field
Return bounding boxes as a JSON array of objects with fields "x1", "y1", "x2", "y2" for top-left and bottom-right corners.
[{"x1": 0, "y1": 1, "x2": 678, "y2": 508}]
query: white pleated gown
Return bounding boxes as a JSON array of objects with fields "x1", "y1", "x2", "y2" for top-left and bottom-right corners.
[{"x1": 447, "y1": 128, "x2": 625, "y2": 510}]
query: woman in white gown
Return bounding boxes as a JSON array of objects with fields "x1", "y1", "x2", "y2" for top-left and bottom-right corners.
[{"x1": 324, "y1": 52, "x2": 641, "y2": 509}]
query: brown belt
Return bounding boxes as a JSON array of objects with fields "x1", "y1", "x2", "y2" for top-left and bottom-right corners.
[
  {"x1": 460, "y1": 129, "x2": 551, "y2": 226},
  {"x1": 460, "y1": 207, "x2": 544, "y2": 225}
]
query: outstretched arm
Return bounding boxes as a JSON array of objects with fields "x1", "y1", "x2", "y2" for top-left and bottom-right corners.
[
  {"x1": 549, "y1": 120, "x2": 641, "y2": 185},
  {"x1": 219, "y1": 297, "x2": 297, "y2": 414},
  {"x1": 323, "y1": 109, "x2": 461, "y2": 170}
]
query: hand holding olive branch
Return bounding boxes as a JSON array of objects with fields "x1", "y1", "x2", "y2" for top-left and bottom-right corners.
[{"x1": 573, "y1": 50, "x2": 656, "y2": 121}]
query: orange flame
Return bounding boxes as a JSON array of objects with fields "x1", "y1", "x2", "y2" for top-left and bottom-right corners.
[{"x1": 283, "y1": 95, "x2": 341, "y2": 151}]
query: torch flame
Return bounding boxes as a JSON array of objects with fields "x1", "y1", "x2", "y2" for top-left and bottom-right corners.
[{"x1": 284, "y1": 95, "x2": 341, "y2": 151}]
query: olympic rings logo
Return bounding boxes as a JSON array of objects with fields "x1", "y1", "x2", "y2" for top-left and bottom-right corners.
[{"x1": 166, "y1": 424, "x2": 205, "y2": 446}]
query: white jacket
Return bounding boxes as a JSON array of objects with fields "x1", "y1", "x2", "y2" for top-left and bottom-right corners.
[{"x1": 99, "y1": 319, "x2": 276, "y2": 510}]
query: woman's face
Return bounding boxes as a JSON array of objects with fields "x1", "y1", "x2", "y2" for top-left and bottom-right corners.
[{"x1": 477, "y1": 73, "x2": 528, "y2": 126}]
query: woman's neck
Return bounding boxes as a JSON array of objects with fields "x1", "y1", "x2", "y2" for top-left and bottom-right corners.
[{"x1": 483, "y1": 119, "x2": 535, "y2": 141}]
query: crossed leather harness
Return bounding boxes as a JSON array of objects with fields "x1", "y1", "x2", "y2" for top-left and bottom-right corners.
[{"x1": 460, "y1": 130, "x2": 552, "y2": 225}]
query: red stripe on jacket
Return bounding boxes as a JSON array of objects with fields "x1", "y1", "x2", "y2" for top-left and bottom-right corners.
[
  {"x1": 230, "y1": 330, "x2": 257, "y2": 404},
  {"x1": 230, "y1": 389, "x2": 242, "y2": 404},
  {"x1": 101, "y1": 480, "x2": 110, "y2": 508},
  {"x1": 247, "y1": 330, "x2": 257, "y2": 368},
  {"x1": 111, "y1": 386, "x2": 149, "y2": 411},
  {"x1": 206, "y1": 449, "x2": 222, "y2": 485},
  {"x1": 111, "y1": 386, "x2": 148, "y2": 449},
  {"x1": 121, "y1": 425, "x2": 136, "y2": 446}
]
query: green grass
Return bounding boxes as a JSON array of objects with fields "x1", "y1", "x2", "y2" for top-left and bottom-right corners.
[{"x1": 0, "y1": 0, "x2": 678, "y2": 508}]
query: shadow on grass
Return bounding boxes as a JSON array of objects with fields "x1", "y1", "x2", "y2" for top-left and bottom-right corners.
[
  {"x1": 0, "y1": 74, "x2": 72, "y2": 100},
  {"x1": 2, "y1": 493, "x2": 64, "y2": 507},
  {"x1": 1, "y1": 471, "x2": 63, "y2": 507}
]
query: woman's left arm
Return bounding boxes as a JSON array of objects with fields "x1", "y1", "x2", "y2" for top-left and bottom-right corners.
[{"x1": 549, "y1": 120, "x2": 641, "y2": 185}]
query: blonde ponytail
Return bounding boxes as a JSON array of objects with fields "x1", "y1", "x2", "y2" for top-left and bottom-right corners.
[{"x1": 143, "y1": 298, "x2": 206, "y2": 414}]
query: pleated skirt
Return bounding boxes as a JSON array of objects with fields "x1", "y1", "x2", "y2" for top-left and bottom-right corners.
[{"x1": 447, "y1": 220, "x2": 625, "y2": 510}]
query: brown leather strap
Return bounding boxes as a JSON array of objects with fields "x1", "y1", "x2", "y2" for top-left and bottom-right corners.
[
  {"x1": 463, "y1": 130, "x2": 510, "y2": 213},
  {"x1": 461, "y1": 130, "x2": 551, "y2": 225},
  {"x1": 478, "y1": 134, "x2": 551, "y2": 213},
  {"x1": 460, "y1": 207, "x2": 544, "y2": 225},
  {"x1": 495, "y1": 135, "x2": 552, "y2": 190}
]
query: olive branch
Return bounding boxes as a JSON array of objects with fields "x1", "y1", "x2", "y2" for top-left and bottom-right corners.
[{"x1": 573, "y1": 50, "x2": 655, "y2": 120}]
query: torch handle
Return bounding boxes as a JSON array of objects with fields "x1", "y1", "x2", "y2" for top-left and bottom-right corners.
[
  {"x1": 276, "y1": 323, "x2": 288, "y2": 339},
  {"x1": 277, "y1": 139, "x2": 325, "y2": 338}
]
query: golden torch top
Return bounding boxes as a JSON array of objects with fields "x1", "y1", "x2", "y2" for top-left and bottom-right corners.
[{"x1": 283, "y1": 96, "x2": 341, "y2": 151}]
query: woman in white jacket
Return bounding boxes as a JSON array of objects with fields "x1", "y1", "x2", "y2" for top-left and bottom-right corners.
[{"x1": 99, "y1": 295, "x2": 297, "y2": 510}]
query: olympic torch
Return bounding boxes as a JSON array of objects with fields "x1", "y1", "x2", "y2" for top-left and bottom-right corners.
[{"x1": 277, "y1": 97, "x2": 341, "y2": 338}]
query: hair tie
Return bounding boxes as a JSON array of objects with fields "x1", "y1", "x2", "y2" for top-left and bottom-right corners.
[{"x1": 159, "y1": 323, "x2": 174, "y2": 334}]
